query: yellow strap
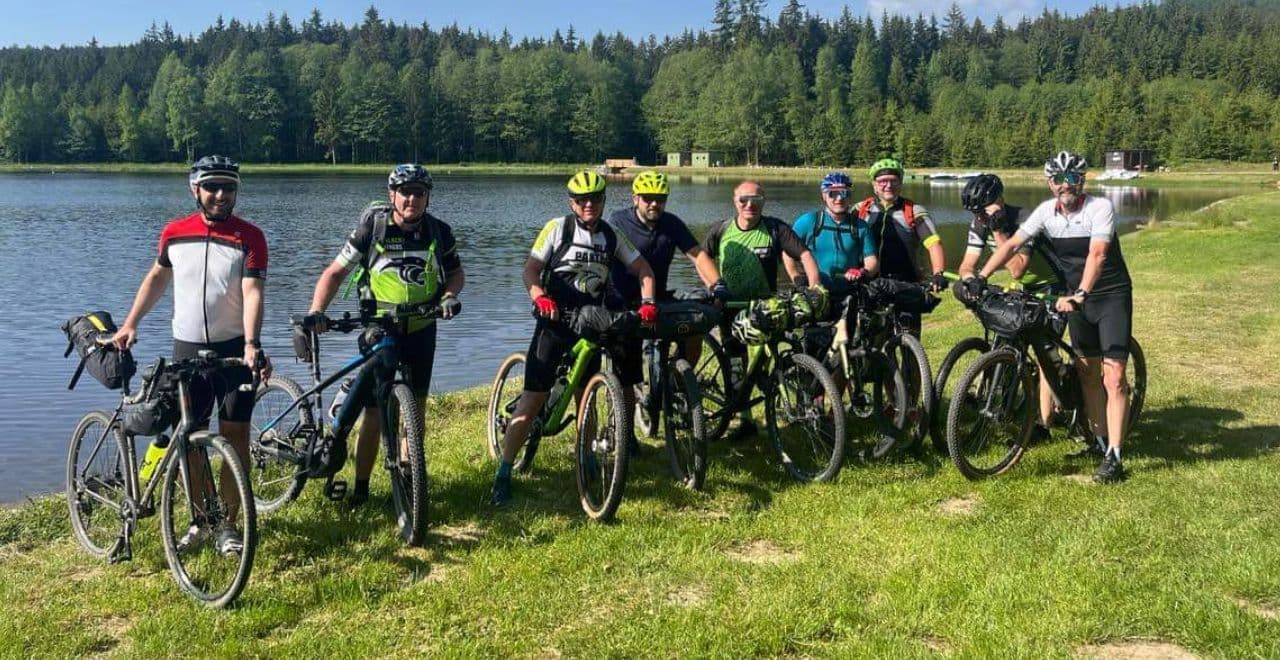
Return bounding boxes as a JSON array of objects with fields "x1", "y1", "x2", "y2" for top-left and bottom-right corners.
[
  {"x1": 922, "y1": 234, "x2": 941, "y2": 249},
  {"x1": 87, "y1": 314, "x2": 108, "y2": 332}
]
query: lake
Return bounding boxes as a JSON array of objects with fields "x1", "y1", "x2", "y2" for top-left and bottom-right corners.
[{"x1": 0, "y1": 171, "x2": 1236, "y2": 503}]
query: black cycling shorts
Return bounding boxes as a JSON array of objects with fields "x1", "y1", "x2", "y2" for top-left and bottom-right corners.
[
  {"x1": 397, "y1": 323, "x2": 438, "y2": 396},
  {"x1": 173, "y1": 336, "x2": 254, "y2": 423},
  {"x1": 1068, "y1": 291, "x2": 1132, "y2": 360},
  {"x1": 524, "y1": 318, "x2": 625, "y2": 392}
]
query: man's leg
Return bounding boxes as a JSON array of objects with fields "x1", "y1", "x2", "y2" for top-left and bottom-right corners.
[
  {"x1": 348, "y1": 409, "x2": 380, "y2": 505},
  {"x1": 1077, "y1": 357, "x2": 1106, "y2": 439},
  {"x1": 1102, "y1": 358, "x2": 1131, "y2": 448}
]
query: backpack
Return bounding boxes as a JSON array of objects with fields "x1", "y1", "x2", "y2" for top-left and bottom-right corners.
[
  {"x1": 855, "y1": 197, "x2": 917, "y2": 229},
  {"x1": 62, "y1": 311, "x2": 136, "y2": 390},
  {"x1": 540, "y1": 215, "x2": 618, "y2": 293}
]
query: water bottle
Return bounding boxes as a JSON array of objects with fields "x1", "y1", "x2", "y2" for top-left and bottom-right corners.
[
  {"x1": 328, "y1": 377, "x2": 355, "y2": 422},
  {"x1": 138, "y1": 435, "x2": 171, "y2": 481}
]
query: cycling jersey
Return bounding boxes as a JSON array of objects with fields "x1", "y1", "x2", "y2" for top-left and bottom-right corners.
[
  {"x1": 157, "y1": 212, "x2": 267, "y2": 344},
  {"x1": 605, "y1": 207, "x2": 698, "y2": 303},
  {"x1": 791, "y1": 209, "x2": 876, "y2": 288},
  {"x1": 859, "y1": 198, "x2": 939, "y2": 282},
  {"x1": 531, "y1": 215, "x2": 641, "y2": 309},
  {"x1": 702, "y1": 216, "x2": 808, "y2": 300},
  {"x1": 965, "y1": 205, "x2": 1064, "y2": 288},
  {"x1": 1015, "y1": 195, "x2": 1132, "y2": 295}
]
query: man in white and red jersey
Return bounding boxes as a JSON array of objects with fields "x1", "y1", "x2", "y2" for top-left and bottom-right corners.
[{"x1": 113, "y1": 155, "x2": 270, "y2": 553}]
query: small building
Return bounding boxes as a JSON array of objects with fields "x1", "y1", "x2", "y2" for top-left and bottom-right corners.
[
  {"x1": 1105, "y1": 149, "x2": 1154, "y2": 172},
  {"x1": 691, "y1": 151, "x2": 725, "y2": 168},
  {"x1": 666, "y1": 152, "x2": 691, "y2": 167}
]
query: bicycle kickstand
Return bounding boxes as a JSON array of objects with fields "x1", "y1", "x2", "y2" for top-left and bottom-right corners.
[{"x1": 324, "y1": 474, "x2": 348, "y2": 502}]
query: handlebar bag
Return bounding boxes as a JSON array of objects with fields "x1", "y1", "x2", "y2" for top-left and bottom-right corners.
[{"x1": 62, "y1": 311, "x2": 136, "y2": 390}]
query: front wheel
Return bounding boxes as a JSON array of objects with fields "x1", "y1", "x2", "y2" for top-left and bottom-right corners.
[
  {"x1": 576, "y1": 372, "x2": 630, "y2": 521},
  {"x1": 841, "y1": 349, "x2": 908, "y2": 461},
  {"x1": 766, "y1": 352, "x2": 846, "y2": 482},
  {"x1": 385, "y1": 384, "x2": 428, "y2": 546},
  {"x1": 884, "y1": 332, "x2": 933, "y2": 451},
  {"x1": 694, "y1": 333, "x2": 733, "y2": 441},
  {"x1": 66, "y1": 411, "x2": 130, "y2": 559},
  {"x1": 931, "y1": 337, "x2": 990, "y2": 454},
  {"x1": 487, "y1": 352, "x2": 539, "y2": 472},
  {"x1": 249, "y1": 376, "x2": 310, "y2": 514},
  {"x1": 664, "y1": 358, "x2": 707, "y2": 490},
  {"x1": 160, "y1": 432, "x2": 257, "y2": 608},
  {"x1": 946, "y1": 349, "x2": 1035, "y2": 480},
  {"x1": 1125, "y1": 337, "x2": 1147, "y2": 438}
]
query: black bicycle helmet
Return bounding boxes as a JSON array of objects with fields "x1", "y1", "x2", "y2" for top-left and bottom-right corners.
[{"x1": 961, "y1": 174, "x2": 1004, "y2": 212}]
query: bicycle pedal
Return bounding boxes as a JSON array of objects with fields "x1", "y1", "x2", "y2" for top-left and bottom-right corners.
[{"x1": 325, "y1": 479, "x2": 348, "y2": 501}]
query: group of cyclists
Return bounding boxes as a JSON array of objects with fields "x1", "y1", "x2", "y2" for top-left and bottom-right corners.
[{"x1": 103, "y1": 148, "x2": 1135, "y2": 553}]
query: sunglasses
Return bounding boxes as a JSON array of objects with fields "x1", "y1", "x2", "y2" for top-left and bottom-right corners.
[
  {"x1": 874, "y1": 178, "x2": 900, "y2": 188},
  {"x1": 1051, "y1": 172, "x2": 1084, "y2": 185},
  {"x1": 637, "y1": 194, "x2": 668, "y2": 204},
  {"x1": 824, "y1": 189, "x2": 851, "y2": 200},
  {"x1": 396, "y1": 186, "x2": 429, "y2": 198},
  {"x1": 570, "y1": 193, "x2": 605, "y2": 204},
  {"x1": 736, "y1": 194, "x2": 765, "y2": 205},
  {"x1": 199, "y1": 182, "x2": 238, "y2": 193}
]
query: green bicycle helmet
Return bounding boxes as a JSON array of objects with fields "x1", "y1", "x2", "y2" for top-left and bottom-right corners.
[
  {"x1": 567, "y1": 170, "x2": 607, "y2": 195},
  {"x1": 868, "y1": 158, "x2": 905, "y2": 180}
]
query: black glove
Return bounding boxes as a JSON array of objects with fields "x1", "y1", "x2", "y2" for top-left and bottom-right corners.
[
  {"x1": 302, "y1": 312, "x2": 328, "y2": 333},
  {"x1": 962, "y1": 276, "x2": 988, "y2": 301},
  {"x1": 441, "y1": 294, "x2": 462, "y2": 320},
  {"x1": 929, "y1": 272, "x2": 949, "y2": 293},
  {"x1": 710, "y1": 279, "x2": 732, "y2": 302}
]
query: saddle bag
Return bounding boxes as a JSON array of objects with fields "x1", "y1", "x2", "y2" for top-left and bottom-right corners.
[
  {"x1": 62, "y1": 311, "x2": 136, "y2": 390},
  {"x1": 645, "y1": 301, "x2": 718, "y2": 340}
]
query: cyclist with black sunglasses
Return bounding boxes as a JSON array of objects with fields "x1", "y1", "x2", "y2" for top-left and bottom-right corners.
[
  {"x1": 973, "y1": 151, "x2": 1135, "y2": 483},
  {"x1": 112, "y1": 155, "x2": 270, "y2": 554}
]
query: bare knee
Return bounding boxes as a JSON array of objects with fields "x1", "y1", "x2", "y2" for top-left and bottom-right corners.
[{"x1": 1102, "y1": 361, "x2": 1129, "y2": 397}]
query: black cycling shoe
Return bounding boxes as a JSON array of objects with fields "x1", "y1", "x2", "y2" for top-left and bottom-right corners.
[
  {"x1": 1093, "y1": 454, "x2": 1128, "y2": 484},
  {"x1": 1029, "y1": 424, "x2": 1051, "y2": 446},
  {"x1": 490, "y1": 476, "x2": 513, "y2": 507},
  {"x1": 346, "y1": 489, "x2": 369, "y2": 508}
]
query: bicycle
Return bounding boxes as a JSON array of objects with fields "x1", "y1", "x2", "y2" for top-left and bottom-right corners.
[
  {"x1": 249, "y1": 302, "x2": 442, "y2": 546},
  {"x1": 486, "y1": 306, "x2": 639, "y2": 521},
  {"x1": 692, "y1": 291, "x2": 847, "y2": 482},
  {"x1": 66, "y1": 343, "x2": 258, "y2": 608},
  {"x1": 943, "y1": 285, "x2": 1148, "y2": 479}
]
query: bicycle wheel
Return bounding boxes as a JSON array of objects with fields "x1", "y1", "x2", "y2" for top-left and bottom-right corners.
[
  {"x1": 160, "y1": 432, "x2": 256, "y2": 608},
  {"x1": 694, "y1": 333, "x2": 733, "y2": 441},
  {"x1": 931, "y1": 337, "x2": 990, "y2": 454},
  {"x1": 249, "y1": 376, "x2": 309, "y2": 514},
  {"x1": 1126, "y1": 337, "x2": 1147, "y2": 437},
  {"x1": 385, "y1": 383, "x2": 428, "y2": 546},
  {"x1": 576, "y1": 371, "x2": 630, "y2": 521},
  {"x1": 664, "y1": 358, "x2": 707, "y2": 490},
  {"x1": 765, "y1": 352, "x2": 846, "y2": 482},
  {"x1": 634, "y1": 383, "x2": 658, "y2": 438},
  {"x1": 945, "y1": 348, "x2": 1035, "y2": 480},
  {"x1": 884, "y1": 332, "x2": 933, "y2": 451},
  {"x1": 66, "y1": 411, "x2": 129, "y2": 559},
  {"x1": 843, "y1": 349, "x2": 908, "y2": 461},
  {"x1": 486, "y1": 352, "x2": 539, "y2": 471}
]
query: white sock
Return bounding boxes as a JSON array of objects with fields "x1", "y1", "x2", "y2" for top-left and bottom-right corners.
[{"x1": 1106, "y1": 446, "x2": 1121, "y2": 461}]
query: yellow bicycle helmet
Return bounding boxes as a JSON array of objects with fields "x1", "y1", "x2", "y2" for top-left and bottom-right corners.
[
  {"x1": 567, "y1": 170, "x2": 607, "y2": 195},
  {"x1": 631, "y1": 170, "x2": 670, "y2": 196},
  {"x1": 868, "y1": 158, "x2": 905, "y2": 180}
]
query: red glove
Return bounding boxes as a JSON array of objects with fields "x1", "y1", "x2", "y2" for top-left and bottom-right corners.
[
  {"x1": 845, "y1": 267, "x2": 867, "y2": 282},
  {"x1": 533, "y1": 295, "x2": 558, "y2": 318},
  {"x1": 638, "y1": 301, "x2": 659, "y2": 326}
]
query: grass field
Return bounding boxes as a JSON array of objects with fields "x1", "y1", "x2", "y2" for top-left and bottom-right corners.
[{"x1": 2, "y1": 191, "x2": 1279, "y2": 657}]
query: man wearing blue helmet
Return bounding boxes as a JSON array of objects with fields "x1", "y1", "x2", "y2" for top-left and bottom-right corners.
[{"x1": 784, "y1": 172, "x2": 879, "y2": 294}]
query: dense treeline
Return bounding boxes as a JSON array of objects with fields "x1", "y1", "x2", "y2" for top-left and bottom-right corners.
[{"x1": 3, "y1": 0, "x2": 1280, "y2": 168}]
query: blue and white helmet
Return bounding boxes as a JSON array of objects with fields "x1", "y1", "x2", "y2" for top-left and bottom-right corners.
[
  {"x1": 820, "y1": 172, "x2": 852, "y2": 192},
  {"x1": 1044, "y1": 151, "x2": 1087, "y2": 178},
  {"x1": 189, "y1": 155, "x2": 240, "y2": 187},
  {"x1": 388, "y1": 163, "x2": 433, "y2": 190}
]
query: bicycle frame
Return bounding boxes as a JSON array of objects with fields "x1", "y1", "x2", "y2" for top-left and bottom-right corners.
[{"x1": 539, "y1": 337, "x2": 603, "y2": 436}]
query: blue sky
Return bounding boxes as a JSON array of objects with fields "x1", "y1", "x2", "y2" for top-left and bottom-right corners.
[{"x1": 1, "y1": 0, "x2": 1139, "y2": 48}]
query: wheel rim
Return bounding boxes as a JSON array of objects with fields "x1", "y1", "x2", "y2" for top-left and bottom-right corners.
[
  {"x1": 249, "y1": 383, "x2": 304, "y2": 509},
  {"x1": 953, "y1": 355, "x2": 1030, "y2": 475},
  {"x1": 693, "y1": 336, "x2": 730, "y2": 439},
  {"x1": 771, "y1": 360, "x2": 840, "y2": 480},
  {"x1": 578, "y1": 380, "x2": 621, "y2": 515},
  {"x1": 68, "y1": 414, "x2": 128, "y2": 556}
]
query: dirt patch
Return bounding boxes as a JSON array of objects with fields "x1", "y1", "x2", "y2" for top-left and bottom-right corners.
[
  {"x1": 1076, "y1": 640, "x2": 1198, "y2": 659},
  {"x1": 86, "y1": 614, "x2": 134, "y2": 659},
  {"x1": 666, "y1": 584, "x2": 709, "y2": 607},
  {"x1": 921, "y1": 634, "x2": 952, "y2": 655},
  {"x1": 1062, "y1": 474, "x2": 1095, "y2": 486},
  {"x1": 936, "y1": 495, "x2": 979, "y2": 516},
  {"x1": 725, "y1": 540, "x2": 801, "y2": 565},
  {"x1": 689, "y1": 509, "x2": 732, "y2": 523},
  {"x1": 66, "y1": 564, "x2": 105, "y2": 582},
  {"x1": 1231, "y1": 596, "x2": 1280, "y2": 620},
  {"x1": 434, "y1": 522, "x2": 485, "y2": 546}
]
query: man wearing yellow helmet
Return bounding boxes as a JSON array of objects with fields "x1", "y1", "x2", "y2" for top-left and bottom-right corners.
[{"x1": 491, "y1": 170, "x2": 657, "y2": 505}]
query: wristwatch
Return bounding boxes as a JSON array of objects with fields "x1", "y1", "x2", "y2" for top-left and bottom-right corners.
[
  {"x1": 246, "y1": 338, "x2": 262, "y2": 349},
  {"x1": 1073, "y1": 288, "x2": 1090, "y2": 301}
]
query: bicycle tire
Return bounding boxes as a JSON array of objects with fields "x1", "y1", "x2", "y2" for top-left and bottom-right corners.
[
  {"x1": 634, "y1": 383, "x2": 658, "y2": 438},
  {"x1": 945, "y1": 348, "x2": 1035, "y2": 480},
  {"x1": 66, "y1": 411, "x2": 129, "y2": 559},
  {"x1": 486, "y1": 352, "x2": 540, "y2": 472},
  {"x1": 160, "y1": 432, "x2": 257, "y2": 608},
  {"x1": 884, "y1": 332, "x2": 933, "y2": 451},
  {"x1": 575, "y1": 371, "x2": 630, "y2": 521},
  {"x1": 1126, "y1": 336, "x2": 1147, "y2": 437},
  {"x1": 765, "y1": 352, "x2": 846, "y2": 482},
  {"x1": 249, "y1": 375, "x2": 309, "y2": 514},
  {"x1": 931, "y1": 337, "x2": 990, "y2": 454},
  {"x1": 664, "y1": 358, "x2": 707, "y2": 490},
  {"x1": 386, "y1": 383, "x2": 428, "y2": 546},
  {"x1": 694, "y1": 333, "x2": 733, "y2": 441},
  {"x1": 844, "y1": 349, "x2": 908, "y2": 461}
]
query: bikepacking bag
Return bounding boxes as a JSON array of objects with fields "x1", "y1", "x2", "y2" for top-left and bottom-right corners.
[
  {"x1": 644, "y1": 301, "x2": 717, "y2": 340},
  {"x1": 121, "y1": 396, "x2": 177, "y2": 436},
  {"x1": 977, "y1": 294, "x2": 1057, "y2": 339},
  {"x1": 571, "y1": 306, "x2": 635, "y2": 343},
  {"x1": 866, "y1": 278, "x2": 941, "y2": 314},
  {"x1": 62, "y1": 311, "x2": 136, "y2": 390}
]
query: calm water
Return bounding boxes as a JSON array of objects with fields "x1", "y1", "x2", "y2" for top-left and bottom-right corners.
[{"x1": 0, "y1": 172, "x2": 1234, "y2": 502}]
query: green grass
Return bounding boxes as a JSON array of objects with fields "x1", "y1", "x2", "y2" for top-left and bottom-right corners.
[{"x1": 4, "y1": 193, "x2": 1280, "y2": 656}]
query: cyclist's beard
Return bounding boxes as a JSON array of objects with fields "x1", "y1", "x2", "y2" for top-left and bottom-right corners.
[{"x1": 196, "y1": 196, "x2": 235, "y2": 221}]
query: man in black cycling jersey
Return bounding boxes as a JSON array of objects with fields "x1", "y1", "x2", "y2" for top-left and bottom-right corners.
[
  {"x1": 113, "y1": 155, "x2": 271, "y2": 554},
  {"x1": 975, "y1": 151, "x2": 1135, "y2": 483},
  {"x1": 305, "y1": 164, "x2": 465, "y2": 507},
  {"x1": 491, "y1": 171, "x2": 657, "y2": 506}
]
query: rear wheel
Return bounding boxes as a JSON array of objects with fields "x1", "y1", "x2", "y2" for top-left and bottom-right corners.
[
  {"x1": 576, "y1": 372, "x2": 630, "y2": 521},
  {"x1": 884, "y1": 332, "x2": 933, "y2": 451},
  {"x1": 66, "y1": 411, "x2": 129, "y2": 559},
  {"x1": 842, "y1": 349, "x2": 908, "y2": 461},
  {"x1": 693, "y1": 333, "x2": 733, "y2": 441},
  {"x1": 487, "y1": 353, "x2": 539, "y2": 471},
  {"x1": 664, "y1": 358, "x2": 707, "y2": 490},
  {"x1": 1125, "y1": 337, "x2": 1147, "y2": 438},
  {"x1": 931, "y1": 337, "x2": 990, "y2": 454},
  {"x1": 249, "y1": 376, "x2": 309, "y2": 514},
  {"x1": 385, "y1": 384, "x2": 428, "y2": 546},
  {"x1": 765, "y1": 352, "x2": 846, "y2": 482},
  {"x1": 946, "y1": 348, "x2": 1035, "y2": 480}
]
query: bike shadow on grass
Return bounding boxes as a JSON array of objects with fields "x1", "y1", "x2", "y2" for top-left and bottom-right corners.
[{"x1": 1126, "y1": 400, "x2": 1279, "y2": 469}]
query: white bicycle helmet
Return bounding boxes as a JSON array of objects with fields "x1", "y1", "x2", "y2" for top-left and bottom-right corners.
[{"x1": 1043, "y1": 151, "x2": 1087, "y2": 178}]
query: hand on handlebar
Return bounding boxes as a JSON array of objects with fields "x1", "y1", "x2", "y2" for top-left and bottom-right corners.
[
  {"x1": 441, "y1": 294, "x2": 462, "y2": 320},
  {"x1": 111, "y1": 326, "x2": 137, "y2": 351},
  {"x1": 638, "y1": 299, "x2": 659, "y2": 327},
  {"x1": 929, "y1": 271, "x2": 949, "y2": 293},
  {"x1": 303, "y1": 311, "x2": 329, "y2": 334},
  {"x1": 844, "y1": 267, "x2": 868, "y2": 283},
  {"x1": 534, "y1": 295, "x2": 559, "y2": 321},
  {"x1": 1055, "y1": 294, "x2": 1084, "y2": 314},
  {"x1": 245, "y1": 343, "x2": 273, "y2": 382}
]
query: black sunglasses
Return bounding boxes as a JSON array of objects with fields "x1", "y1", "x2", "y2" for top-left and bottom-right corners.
[
  {"x1": 199, "y1": 182, "x2": 238, "y2": 193},
  {"x1": 637, "y1": 194, "x2": 668, "y2": 204},
  {"x1": 570, "y1": 193, "x2": 605, "y2": 204}
]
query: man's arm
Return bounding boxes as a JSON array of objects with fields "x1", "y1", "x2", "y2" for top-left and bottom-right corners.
[
  {"x1": 1077, "y1": 239, "x2": 1109, "y2": 294},
  {"x1": 241, "y1": 276, "x2": 271, "y2": 378},
  {"x1": 957, "y1": 249, "x2": 982, "y2": 280},
  {"x1": 862, "y1": 254, "x2": 880, "y2": 275},
  {"x1": 626, "y1": 256, "x2": 657, "y2": 300},
  {"x1": 977, "y1": 232, "x2": 1028, "y2": 279},
  {"x1": 113, "y1": 263, "x2": 172, "y2": 350},
  {"x1": 308, "y1": 260, "x2": 353, "y2": 314},
  {"x1": 782, "y1": 253, "x2": 803, "y2": 284},
  {"x1": 523, "y1": 256, "x2": 548, "y2": 300},
  {"x1": 684, "y1": 245, "x2": 722, "y2": 288}
]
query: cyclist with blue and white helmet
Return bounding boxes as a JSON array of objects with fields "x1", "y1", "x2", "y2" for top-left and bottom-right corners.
[
  {"x1": 305, "y1": 163, "x2": 466, "y2": 506},
  {"x1": 785, "y1": 171, "x2": 879, "y2": 294}
]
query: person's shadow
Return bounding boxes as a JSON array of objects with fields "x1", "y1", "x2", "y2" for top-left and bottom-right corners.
[{"x1": 1127, "y1": 397, "x2": 1278, "y2": 470}]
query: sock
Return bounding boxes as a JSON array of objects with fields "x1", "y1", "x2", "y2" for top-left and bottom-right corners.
[
  {"x1": 496, "y1": 460, "x2": 514, "y2": 480},
  {"x1": 1095, "y1": 435, "x2": 1108, "y2": 452},
  {"x1": 1106, "y1": 446, "x2": 1121, "y2": 462}
]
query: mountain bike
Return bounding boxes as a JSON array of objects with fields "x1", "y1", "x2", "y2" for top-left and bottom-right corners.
[
  {"x1": 249, "y1": 302, "x2": 442, "y2": 546},
  {"x1": 943, "y1": 285, "x2": 1147, "y2": 479},
  {"x1": 66, "y1": 344, "x2": 258, "y2": 608},
  {"x1": 486, "y1": 306, "x2": 639, "y2": 521}
]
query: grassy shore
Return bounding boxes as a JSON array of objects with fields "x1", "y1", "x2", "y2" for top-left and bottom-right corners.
[{"x1": 3, "y1": 191, "x2": 1279, "y2": 656}]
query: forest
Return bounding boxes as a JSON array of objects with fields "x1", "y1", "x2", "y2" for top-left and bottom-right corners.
[{"x1": 2, "y1": 0, "x2": 1279, "y2": 168}]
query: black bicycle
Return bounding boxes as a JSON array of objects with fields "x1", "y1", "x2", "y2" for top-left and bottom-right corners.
[
  {"x1": 249, "y1": 302, "x2": 441, "y2": 546},
  {"x1": 66, "y1": 344, "x2": 258, "y2": 608},
  {"x1": 943, "y1": 285, "x2": 1147, "y2": 479}
]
